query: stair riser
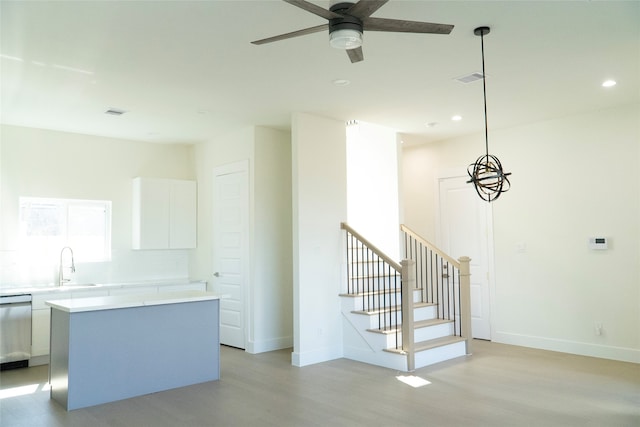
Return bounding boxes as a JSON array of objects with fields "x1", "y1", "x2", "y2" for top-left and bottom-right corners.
[
  {"x1": 345, "y1": 304, "x2": 438, "y2": 330},
  {"x1": 346, "y1": 276, "x2": 401, "y2": 294},
  {"x1": 414, "y1": 341, "x2": 467, "y2": 369},
  {"x1": 414, "y1": 305, "x2": 438, "y2": 322},
  {"x1": 386, "y1": 322, "x2": 455, "y2": 348},
  {"x1": 415, "y1": 322, "x2": 455, "y2": 342},
  {"x1": 342, "y1": 289, "x2": 422, "y2": 311}
]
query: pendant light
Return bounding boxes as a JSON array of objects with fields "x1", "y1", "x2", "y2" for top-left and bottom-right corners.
[{"x1": 467, "y1": 26, "x2": 511, "y2": 202}]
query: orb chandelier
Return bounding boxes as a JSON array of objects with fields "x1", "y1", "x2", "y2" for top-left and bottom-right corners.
[{"x1": 467, "y1": 26, "x2": 511, "y2": 202}]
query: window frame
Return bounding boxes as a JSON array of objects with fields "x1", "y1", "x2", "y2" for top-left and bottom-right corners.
[{"x1": 18, "y1": 197, "x2": 112, "y2": 262}]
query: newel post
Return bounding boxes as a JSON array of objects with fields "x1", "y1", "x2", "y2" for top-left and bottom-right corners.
[
  {"x1": 458, "y1": 256, "x2": 472, "y2": 355},
  {"x1": 401, "y1": 259, "x2": 416, "y2": 371}
]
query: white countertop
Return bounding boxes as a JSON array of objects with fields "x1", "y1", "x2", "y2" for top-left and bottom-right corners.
[
  {"x1": 0, "y1": 279, "x2": 206, "y2": 296},
  {"x1": 46, "y1": 290, "x2": 220, "y2": 313}
]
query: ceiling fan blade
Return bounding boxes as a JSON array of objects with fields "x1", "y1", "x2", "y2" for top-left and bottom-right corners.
[
  {"x1": 283, "y1": 0, "x2": 341, "y2": 20},
  {"x1": 251, "y1": 24, "x2": 328, "y2": 45},
  {"x1": 346, "y1": 47, "x2": 364, "y2": 63},
  {"x1": 347, "y1": 0, "x2": 389, "y2": 19},
  {"x1": 363, "y1": 17, "x2": 454, "y2": 34}
]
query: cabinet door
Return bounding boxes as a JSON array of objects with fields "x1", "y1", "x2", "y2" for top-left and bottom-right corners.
[
  {"x1": 133, "y1": 178, "x2": 170, "y2": 249},
  {"x1": 32, "y1": 309, "x2": 51, "y2": 357},
  {"x1": 170, "y1": 180, "x2": 197, "y2": 248}
]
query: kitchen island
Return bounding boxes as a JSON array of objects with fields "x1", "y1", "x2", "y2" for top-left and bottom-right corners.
[{"x1": 47, "y1": 291, "x2": 220, "y2": 410}]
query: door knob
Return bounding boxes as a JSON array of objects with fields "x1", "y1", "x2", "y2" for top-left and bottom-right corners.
[{"x1": 213, "y1": 272, "x2": 220, "y2": 277}]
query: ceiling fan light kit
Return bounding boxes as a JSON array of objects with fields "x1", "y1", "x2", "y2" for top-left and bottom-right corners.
[
  {"x1": 329, "y1": 29, "x2": 363, "y2": 49},
  {"x1": 329, "y1": 2, "x2": 363, "y2": 49},
  {"x1": 251, "y1": 0, "x2": 454, "y2": 63},
  {"x1": 467, "y1": 26, "x2": 512, "y2": 203}
]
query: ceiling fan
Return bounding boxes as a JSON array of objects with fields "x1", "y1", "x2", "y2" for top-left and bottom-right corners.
[{"x1": 251, "y1": 0, "x2": 454, "y2": 63}]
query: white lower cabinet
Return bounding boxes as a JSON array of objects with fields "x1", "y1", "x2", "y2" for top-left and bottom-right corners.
[
  {"x1": 31, "y1": 308, "x2": 52, "y2": 358},
  {"x1": 32, "y1": 292, "x2": 63, "y2": 359}
]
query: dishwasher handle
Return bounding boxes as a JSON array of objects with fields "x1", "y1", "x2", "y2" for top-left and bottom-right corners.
[{"x1": 0, "y1": 294, "x2": 32, "y2": 305}]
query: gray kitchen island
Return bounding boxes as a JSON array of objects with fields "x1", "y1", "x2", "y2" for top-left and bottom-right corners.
[{"x1": 47, "y1": 290, "x2": 220, "y2": 410}]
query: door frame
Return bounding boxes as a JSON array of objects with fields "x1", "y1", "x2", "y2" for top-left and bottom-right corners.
[
  {"x1": 435, "y1": 167, "x2": 496, "y2": 340},
  {"x1": 212, "y1": 159, "x2": 250, "y2": 349}
]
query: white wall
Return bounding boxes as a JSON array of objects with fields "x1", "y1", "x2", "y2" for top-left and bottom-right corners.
[
  {"x1": 190, "y1": 125, "x2": 254, "y2": 284},
  {"x1": 347, "y1": 121, "x2": 401, "y2": 259},
  {"x1": 252, "y1": 127, "x2": 293, "y2": 353},
  {"x1": 0, "y1": 124, "x2": 195, "y2": 286},
  {"x1": 402, "y1": 104, "x2": 640, "y2": 363},
  {"x1": 191, "y1": 125, "x2": 293, "y2": 354},
  {"x1": 291, "y1": 113, "x2": 347, "y2": 366}
]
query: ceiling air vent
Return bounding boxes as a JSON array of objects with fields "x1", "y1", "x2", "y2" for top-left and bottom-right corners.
[
  {"x1": 105, "y1": 108, "x2": 126, "y2": 116},
  {"x1": 455, "y1": 72, "x2": 485, "y2": 84}
]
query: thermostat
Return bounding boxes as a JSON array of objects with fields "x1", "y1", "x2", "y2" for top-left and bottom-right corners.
[{"x1": 588, "y1": 237, "x2": 608, "y2": 250}]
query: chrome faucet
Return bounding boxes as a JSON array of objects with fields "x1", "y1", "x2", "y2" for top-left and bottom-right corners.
[{"x1": 58, "y1": 246, "x2": 76, "y2": 286}]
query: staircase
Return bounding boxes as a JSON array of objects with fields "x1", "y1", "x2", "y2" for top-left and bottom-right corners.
[{"x1": 340, "y1": 223, "x2": 471, "y2": 372}]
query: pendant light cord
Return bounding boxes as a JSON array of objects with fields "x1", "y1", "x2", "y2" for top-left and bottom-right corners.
[{"x1": 480, "y1": 31, "x2": 489, "y2": 157}]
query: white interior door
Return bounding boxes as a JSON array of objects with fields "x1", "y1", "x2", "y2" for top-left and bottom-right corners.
[
  {"x1": 213, "y1": 161, "x2": 249, "y2": 349},
  {"x1": 438, "y1": 174, "x2": 492, "y2": 340}
]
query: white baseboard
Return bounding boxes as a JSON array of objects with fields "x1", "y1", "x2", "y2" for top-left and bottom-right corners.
[
  {"x1": 29, "y1": 355, "x2": 49, "y2": 367},
  {"x1": 343, "y1": 345, "x2": 408, "y2": 371},
  {"x1": 291, "y1": 346, "x2": 343, "y2": 367},
  {"x1": 246, "y1": 335, "x2": 293, "y2": 354},
  {"x1": 493, "y1": 331, "x2": 640, "y2": 364}
]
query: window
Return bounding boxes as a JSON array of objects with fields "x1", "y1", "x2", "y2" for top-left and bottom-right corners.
[{"x1": 19, "y1": 197, "x2": 112, "y2": 262}]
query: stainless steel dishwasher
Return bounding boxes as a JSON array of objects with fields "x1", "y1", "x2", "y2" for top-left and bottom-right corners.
[{"x1": 0, "y1": 294, "x2": 32, "y2": 370}]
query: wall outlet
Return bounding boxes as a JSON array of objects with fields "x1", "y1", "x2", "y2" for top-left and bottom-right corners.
[{"x1": 594, "y1": 322, "x2": 603, "y2": 336}]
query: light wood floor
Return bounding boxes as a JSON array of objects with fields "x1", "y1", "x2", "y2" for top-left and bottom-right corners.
[{"x1": 1, "y1": 340, "x2": 638, "y2": 426}]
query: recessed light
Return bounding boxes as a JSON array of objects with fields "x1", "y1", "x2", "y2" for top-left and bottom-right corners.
[
  {"x1": 454, "y1": 72, "x2": 485, "y2": 84},
  {"x1": 602, "y1": 79, "x2": 617, "y2": 88},
  {"x1": 451, "y1": 115, "x2": 462, "y2": 121},
  {"x1": 332, "y1": 79, "x2": 351, "y2": 87}
]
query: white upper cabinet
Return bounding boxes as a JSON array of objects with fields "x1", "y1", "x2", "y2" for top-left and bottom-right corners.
[
  {"x1": 169, "y1": 179, "x2": 197, "y2": 249},
  {"x1": 132, "y1": 177, "x2": 197, "y2": 249}
]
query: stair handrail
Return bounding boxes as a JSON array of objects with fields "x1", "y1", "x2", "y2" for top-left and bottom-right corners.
[
  {"x1": 341, "y1": 222, "x2": 401, "y2": 271},
  {"x1": 400, "y1": 224, "x2": 460, "y2": 267}
]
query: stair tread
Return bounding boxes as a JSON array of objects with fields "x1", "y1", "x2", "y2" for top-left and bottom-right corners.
[
  {"x1": 415, "y1": 318, "x2": 454, "y2": 328},
  {"x1": 339, "y1": 289, "x2": 401, "y2": 297},
  {"x1": 383, "y1": 335, "x2": 465, "y2": 354},
  {"x1": 367, "y1": 318, "x2": 453, "y2": 334},
  {"x1": 351, "y1": 302, "x2": 436, "y2": 316},
  {"x1": 339, "y1": 287, "x2": 422, "y2": 297},
  {"x1": 414, "y1": 335, "x2": 466, "y2": 351}
]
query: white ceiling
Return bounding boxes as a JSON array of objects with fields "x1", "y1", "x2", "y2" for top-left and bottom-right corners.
[{"x1": 1, "y1": 1, "x2": 638, "y2": 145}]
